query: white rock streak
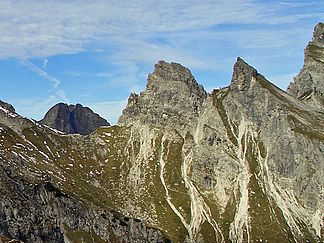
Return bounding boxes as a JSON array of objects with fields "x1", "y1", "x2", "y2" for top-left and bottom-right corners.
[
  {"x1": 158, "y1": 136, "x2": 190, "y2": 230},
  {"x1": 181, "y1": 149, "x2": 224, "y2": 242},
  {"x1": 312, "y1": 210, "x2": 323, "y2": 237},
  {"x1": 229, "y1": 120, "x2": 252, "y2": 243},
  {"x1": 230, "y1": 119, "x2": 321, "y2": 240},
  {"x1": 126, "y1": 126, "x2": 154, "y2": 188},
  {"x1": 259, "y1": 147, "x2": 316, "y2": 240},
  {"x1": 159, "y1": 132, "x2": 224, "y2": 242}
]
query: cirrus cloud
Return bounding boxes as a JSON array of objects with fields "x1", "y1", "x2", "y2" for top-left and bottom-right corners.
[{"x1": 1, "y1": 0, "x2": 321, "y2": 60}]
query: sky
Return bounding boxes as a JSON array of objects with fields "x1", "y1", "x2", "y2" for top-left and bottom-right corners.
[{"x1": 0, "y1": 1, "x2": 323, "y2": 124}]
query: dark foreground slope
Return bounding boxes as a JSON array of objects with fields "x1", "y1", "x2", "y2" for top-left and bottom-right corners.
[
  {"x1": 0, "y1": 106, "x2": 168, "y2": 242},
  {"x1": 0, "y1": 24, "x2": 323, "y2": 242}
]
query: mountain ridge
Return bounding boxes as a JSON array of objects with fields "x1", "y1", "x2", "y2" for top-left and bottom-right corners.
[{"x1": 0, "y1": 23, "x2": 323, "y2": 242}]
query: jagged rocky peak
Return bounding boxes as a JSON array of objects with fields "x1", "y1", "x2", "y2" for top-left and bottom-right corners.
[
  {"x1": 0, "y1": 100, "x2": 15, "y2": 114},
  {"x1": 230, "y1": 57, "x2": 259, "y2": 92},
  {"x1": 287, "y1": 22, "x2": 324, "y2": 108},
  {"x1": 312, "y1": 22, "x2": 324, "y2": 46},
  {"x1": 147, "y1": 60, "x2": 203, "y2": 91},
  {"x1": 145, "y1": 60, "x2": 206, "y2": 99},
  {"x1": 40, "y1": 102, "x2": 110, "y2": 135},
  {"x1": 118, "y1": 60, "x2": 207, "y2": 127}
]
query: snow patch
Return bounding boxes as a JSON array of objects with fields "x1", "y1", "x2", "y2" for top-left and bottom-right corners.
[{"x1": 0, "y1": 106, "x2": 18, "y2": 118}]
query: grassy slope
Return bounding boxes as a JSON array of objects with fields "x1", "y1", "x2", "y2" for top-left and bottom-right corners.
[{"x1": 1, "y1": 74, "x2": 323, "y2": 241}]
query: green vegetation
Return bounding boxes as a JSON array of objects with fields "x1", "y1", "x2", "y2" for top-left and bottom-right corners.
[
  {"x1": 199, "y1": 221, "x2": 217, "y2": 243},
  {"x1": 245, "y1": 135, "x2": 295, "y2": 242},
  {"x1": 163, "y1": 137, "x2": 191, "y2": 223},
  {"x1": 1, "y1": 98, "x2": 322, "y2": 242},
  {"x1": 287, "y1": 115, "x2": 324, "y2": 141},
  {"x1": 64, "y1": 225, "x2": 108, "y2": 243}
]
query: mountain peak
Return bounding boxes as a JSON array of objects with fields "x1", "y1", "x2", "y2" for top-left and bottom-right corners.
[
  {"x1": 118, "y1": 60, "x2": 207, "y2": 127},
  {"x1": 40, "y1": 103, "x2": 110, "y2": 135},
  {"x1": 151, "y1": 60, "x2": 193, "y2": 82},
  {"x1": 0, "y1": 100, "x2": 16, "y2": 114},
  {"x1": 146, "y1": 60, "x2": 203, "y2": 94},
  {"x1": 287, "y1": 22, "x2": 324, "y2": 109},
  {"x1": 1, "y1": 24, "x2": 324, "y2": 243},
  {"x1": 312, "y1": 22, "x2": 324, "y2": 46},
  {"x1": 230, "y1": 57, "x2": 258, "y2": 91}
]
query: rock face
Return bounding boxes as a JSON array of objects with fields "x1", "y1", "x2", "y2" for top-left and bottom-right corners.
[
  {"x1": 0, "y1": 164, "x2": 167, "y2": 243},
  {"x1": 0, "y1": 24, "x2": 323, "y2": 243},
  {"x1": 0, "y1": 100, "x2": 15, "y2": 114},
  {"x1": 0, "y1": 105, "x2": 168, "y2": 243},
  {"x1": 40, "y1": 103, "x2": 110, "y2": 135},
  {"x1": 118, "y1": 60, "x2": 207, "y2": 128},
  {"x1": 287, "y1": 22, "x2": 324, "y2": 109},
  {"x1": 117, "y1": 56, "x2": 324, "y2": 242}
]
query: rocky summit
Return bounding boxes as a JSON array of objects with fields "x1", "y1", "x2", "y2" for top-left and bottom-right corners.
[
  {"x1": 40, "y1": 103, "x2": 110, "y2": 135},
  {"x1": 118, "y1": 60, "x2": 207, "y2": 128},
  {"x1": 287, "y1": 22, "x2": 324, "y2": 109},
  {"x1": 0, "y1": 100, "x2": 15, "y2": 114},
  {"x1": 0, "y1": 24, "x2": 323, "y2": 243}
]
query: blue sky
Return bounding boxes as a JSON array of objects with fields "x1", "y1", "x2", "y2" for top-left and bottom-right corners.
[{"x1": 0, "y1": 0, "x2": 323, "y2": 124}]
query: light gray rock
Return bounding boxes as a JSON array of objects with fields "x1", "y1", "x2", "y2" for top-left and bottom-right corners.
[
  {"x1": 287, "y1": 23, "x2": 324, "y2": 109},
  {"x1": 1, "y1": 24, "x2": 323, "y2": 243},
  {"x1": 118, "y1": 60, "x2": 207, "y2": 128}
]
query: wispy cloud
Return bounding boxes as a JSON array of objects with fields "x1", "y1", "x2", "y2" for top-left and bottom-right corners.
[
  {"x1": 18, "y1": 59, "x2": 71, "y2": 110},
  {"x1": 42, "y1": 58, "x2": 48, "y2": 70},
  {"x1": 1, "y1": 0, "x2": 323, "y2": 121},
  {"x1": 1, "y1": 0, "x2": 321, "y2": 61},
  {"x1": 19, "y1": 60, "x2": 61, "y2": 88}
]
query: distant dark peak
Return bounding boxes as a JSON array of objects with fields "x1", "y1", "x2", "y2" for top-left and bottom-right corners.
[
  {"x1": 40, "y1": 103, "x2": 110, "y2": 135},
  {"x1": 0, "y1": 100, "x2": 15, "y2": 113},
  {"x1": 312, "y1": 22, "x2": 324, "y2": 46},
  {"x1": 230, "y1": 57, "x2": 258, "y2": 91},
  {"x1": 73, "y1": 103, "x2": 83, "y2": 109}
]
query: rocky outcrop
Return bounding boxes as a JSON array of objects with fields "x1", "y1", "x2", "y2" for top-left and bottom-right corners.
[
  {"x1": 0, "y1": 100, "x2": 15, "y2": 114},
  {"x1": 116, "y1": 56, "x2": 323, "y2": 242},
  {"x1": 40, "y1": 103, "x2": 109, "y2": 135},
  {"x1": 118, "y1": 60, "x2": 207, "y2": 128},
  {"x1": 287, "y1": 23, "x2": 324, "y2": 109},
  {"x1": 0, "y1": 162, "x2": 167, "y2": 242},
  {"x1": 0, "y1": 110, "x2": 168, "y2": 242},
  {"x1": 0, "y1": 24, "x2": 323, "y2": 243}
]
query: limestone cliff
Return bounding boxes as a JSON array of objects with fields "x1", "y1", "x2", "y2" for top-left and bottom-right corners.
[
  {"x1": 0, "y1": 24, "x2": 323, "y2": 243},
  {"x1": 118, "y1": 60, "x2": 207, "y2": 128},
  {"x1": 287, "y1": 22, "x2": 324, "y2": 109}
]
